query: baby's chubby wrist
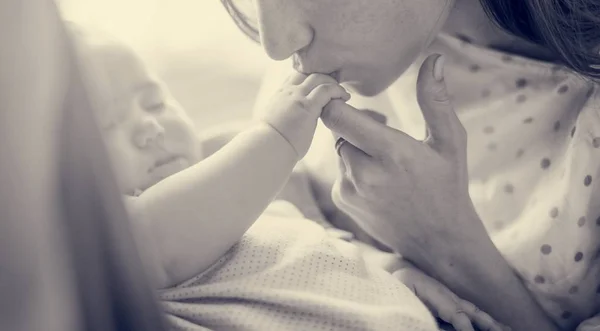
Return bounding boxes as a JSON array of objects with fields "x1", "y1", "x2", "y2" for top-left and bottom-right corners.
[
  {"x1": 258, "y1": 72, "x2": 350, "y2": 160},
  {"x1": 259, "y1": 108, "x2": 317, "y2": 160},
  {"x1": 261, "y1": 119, "x2": 304, "y2": 160},
  {"x1": 251, "y1": 120, "x2": 301, "y2": 162}
]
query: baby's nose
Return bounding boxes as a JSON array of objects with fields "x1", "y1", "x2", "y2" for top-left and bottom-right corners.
[{"x1": 133, "y1": 117, "x2": 165, "y2": 149}]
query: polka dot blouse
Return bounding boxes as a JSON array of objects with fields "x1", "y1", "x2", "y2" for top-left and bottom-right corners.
[
  {"x1": 159, "y1": 204, "x2": 438, "y2": 331},
  {"x1": 378, "y1": 33, "x2": 600, "y2": 330}
]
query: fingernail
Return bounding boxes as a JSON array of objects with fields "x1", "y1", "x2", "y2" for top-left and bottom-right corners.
[{"x1": 433, "y1": 54, "x2": 445, "y2": 82}]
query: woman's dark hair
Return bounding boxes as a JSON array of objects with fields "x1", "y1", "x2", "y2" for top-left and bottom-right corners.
[
  {"x1": 221, "y1": 0, "x2": 600, "y2": 81},
  {"x1": 478, "y1": 0, "x2": 600, "y2": 81}
]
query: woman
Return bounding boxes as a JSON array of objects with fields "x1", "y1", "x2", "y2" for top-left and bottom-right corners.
[{"x1": 221, "y1": 0, "x2": 600, "y2": 330}]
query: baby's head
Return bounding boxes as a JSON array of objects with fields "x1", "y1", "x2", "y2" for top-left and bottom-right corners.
[{"x1": 70, "y1": 25, "x2": 202, "y2": 196}]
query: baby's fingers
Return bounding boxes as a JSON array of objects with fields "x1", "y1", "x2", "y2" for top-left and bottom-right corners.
[
  {"x1": 299, "y1": 73, "x2": 338, "y2": 94},
  {"x1": 306, "y1": 83, "x2": 350, "y2": 111}
]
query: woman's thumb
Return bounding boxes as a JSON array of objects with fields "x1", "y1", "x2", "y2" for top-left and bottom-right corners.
[{"x1": 417, "y1": 54, "x2": 465, "y2": 153}]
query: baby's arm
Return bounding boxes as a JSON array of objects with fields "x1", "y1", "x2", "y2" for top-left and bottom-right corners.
[
  {"x1": 129, "y1": 73, "x2": 349, "y2": 289},
  {"x1": 200, "y1": 122, "x2": 326, "y2": 221}
]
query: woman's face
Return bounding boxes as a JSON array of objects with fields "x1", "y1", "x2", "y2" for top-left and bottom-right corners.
[{"x1": 228, "y1": 0, "x2": 455, "y2": 96}]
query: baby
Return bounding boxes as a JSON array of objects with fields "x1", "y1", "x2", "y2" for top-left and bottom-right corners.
[{"x1": 68, "y1": 26, "x2": 439, "y2": 331}]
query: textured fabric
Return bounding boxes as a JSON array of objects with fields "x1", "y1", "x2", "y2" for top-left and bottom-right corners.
[
  {"x1": 159, "y1": 204, "x2": 438, "y2": 331},
  {"x1": 365, "y1": 33, "x2": 600, "y2": 330}
]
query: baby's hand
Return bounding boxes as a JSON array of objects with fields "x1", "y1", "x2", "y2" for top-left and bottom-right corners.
[
  {"x1": 260, "y1": 72, "x2": 350, "y2": 159},
  {"x1": 393, "y1": 262, "x2": 511, "y2": 331}
]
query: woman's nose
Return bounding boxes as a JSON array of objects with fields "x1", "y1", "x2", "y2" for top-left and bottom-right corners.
[
  {"x1": 133, "y1": 117, "x2": 165, "y2": 149},
  {"x1": 256, "y1": 2, "x2": 313, "y2": 60}
]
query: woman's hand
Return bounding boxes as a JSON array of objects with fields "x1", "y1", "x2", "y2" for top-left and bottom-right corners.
[
  {"x1": 320, "y1": 54, "x2": 560, "y2": 331},
  {"x1": 393, "y1": 262, "x2": 511, "y2": 331},
  {"x1": 320, "y1": 53, "x2": 487, "y2": 267}
]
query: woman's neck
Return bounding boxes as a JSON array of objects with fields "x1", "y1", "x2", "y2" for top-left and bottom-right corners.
[{"x1": 442, "y1": 0, "x2": 559, "y2": 63}]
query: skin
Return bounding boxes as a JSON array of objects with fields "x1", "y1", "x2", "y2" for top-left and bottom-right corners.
[
  {"x1": 238, "y1": 0, "x2": 555, "y2": 96},
  {"x1": 80, "y1": 33, "x2": 355, "y2": 290},
  {"x1": 79, "y1": 39, "x2": 202, "y2": 195},
  {"x1": 232, "y1": 0, "x2": 564, "y2": 330},
  {"x1": 254, "y1": 0, "x2": 452, "y2": 96}
]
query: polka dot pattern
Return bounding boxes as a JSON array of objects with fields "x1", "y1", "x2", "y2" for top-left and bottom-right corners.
[
  {"x1": 516, "y1": 78, "x2": 528, "y2": 89},
  {"x1": 516, "y1": 149, "x2": 525, "y2": 158},
  {"x1": 541, "y1": 244, "x2": 553, "y2": 255},
  {"x1": 159, "y1": 216, "x2": 439, "y2": 331},
  {"x1": 469, "y1": 64, "x2": 481, "y2": 72},
  {"x1": 541, "y1": 158, "x2": 551, "y2": 169},
  {"x1": 558, "y1": 85, "x2": 569, "y2": 94},
  {"x1": 534, "y1": 275, "x2": 546, "y2": 284},
  {"x1": 363, "y1": 33, "x2": 600, "y2": 329},
  {"x1": 554, "y1": 121, "x2": 561, "y2": 131}
]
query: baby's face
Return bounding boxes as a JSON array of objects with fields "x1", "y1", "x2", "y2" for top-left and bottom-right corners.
[{"x1": 89, "y1": 44, "x2": 202, "y2": 195}]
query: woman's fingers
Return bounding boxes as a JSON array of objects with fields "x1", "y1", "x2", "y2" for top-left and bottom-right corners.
[
  {"x1": 322, "y1": 100, "x2": 410, "y2": 157},
  {"x1": 416, "y1": 53, "x2": 466, "y2": 156},
  {"x1": 413, "y1": 277, "x2": 475, "y2": 331},
  {"x1": 393, "y1": 266, "x2": 510, "y2": 331},
  {"x1": 460, "y1": 301, "x2": 511, "y2": 331}
]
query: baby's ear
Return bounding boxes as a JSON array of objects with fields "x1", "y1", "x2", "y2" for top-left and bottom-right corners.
[{"x1": 360, "y1": 109, "x2": 388, "y2": 125}]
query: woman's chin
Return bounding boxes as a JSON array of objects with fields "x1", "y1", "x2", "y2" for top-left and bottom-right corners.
[{"x1": 343, "y1": 80, "x2": 387, "y2": 97}]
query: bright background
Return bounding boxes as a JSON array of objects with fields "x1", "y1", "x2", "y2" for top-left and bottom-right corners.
[{"x1": 58, "y1": 0, "x2": 272, "y2": 129}]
